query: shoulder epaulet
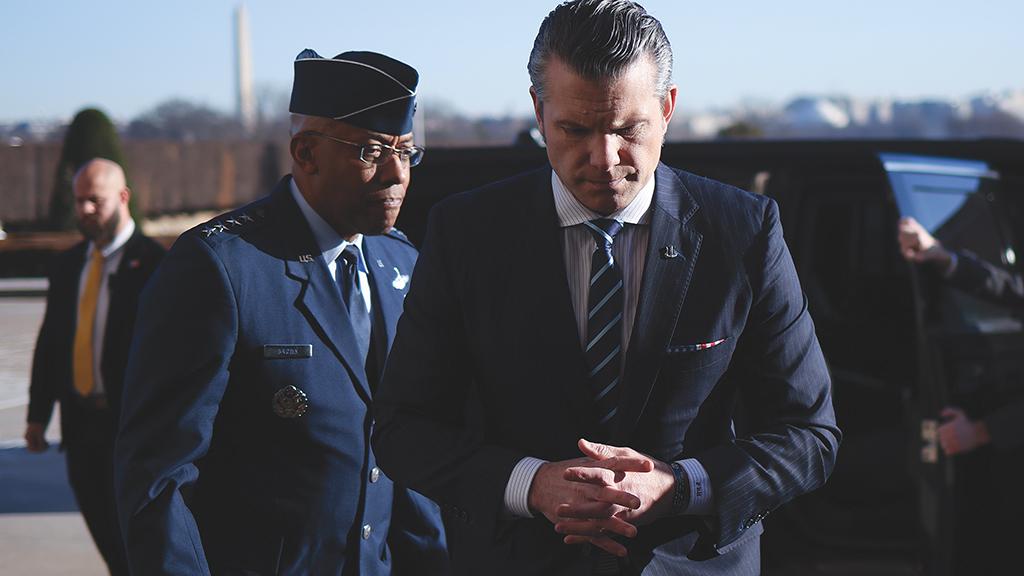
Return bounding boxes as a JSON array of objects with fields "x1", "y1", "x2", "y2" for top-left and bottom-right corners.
[
  {"x1": 385, "y1": 227, "x2": 415, "y2": 248},
  {"x1": 196, "y1": 206, "x2": 268, "y2": 240}
]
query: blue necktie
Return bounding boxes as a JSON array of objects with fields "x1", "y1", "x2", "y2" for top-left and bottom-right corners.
[
  {"x1": 338, "y1": 245, "x2": 371, "y2": 363},
  {"x1": 584, "y1": 218, "x2": 624, "y2": 438}
]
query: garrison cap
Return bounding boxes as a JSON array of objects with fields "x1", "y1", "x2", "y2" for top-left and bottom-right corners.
[{"x1": 289, "y1": 49, "x2": 418, "y2": 135}]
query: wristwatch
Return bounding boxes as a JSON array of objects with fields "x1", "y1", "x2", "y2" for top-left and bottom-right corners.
[{"x1": 669, "y1": 461, "x2": 690, "y2": 516}]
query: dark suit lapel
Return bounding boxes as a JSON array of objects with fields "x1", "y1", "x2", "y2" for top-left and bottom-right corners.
[
  {"x1": 108, "y1": 230, "x2": 150, "y2": 303},
  {"x1": 104, "y1": 231, "x2": 148, "y2": 379},
  {"x1": 522, "y1": 170, "x2": 592, "y2": 431},
  {"x1": 59, "y1": 241, "x2": 88, "y2": 353},
  {"x1": 276, "y1": 180, "x2": 373, "y2": 402},
  {"x1": 613, "y1": 164, "x2": 702, "y2": 443}
]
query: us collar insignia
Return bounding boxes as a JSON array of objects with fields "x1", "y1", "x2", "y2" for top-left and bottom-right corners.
[{"x1": 392, "y1": 267, "x2": 409, "y2": 290}]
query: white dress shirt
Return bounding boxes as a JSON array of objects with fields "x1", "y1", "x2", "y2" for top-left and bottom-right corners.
[
  {"x1": 503, "y1": 171, "x2": 713, "y2": 518},
  {"x1": 77, "y1": 219, "x2": 135, "y2": 396}
]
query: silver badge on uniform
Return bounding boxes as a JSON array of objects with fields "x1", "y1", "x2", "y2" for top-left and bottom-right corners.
[{"x1": 272, "y1": 385, "x2": 309, "y2": 418}]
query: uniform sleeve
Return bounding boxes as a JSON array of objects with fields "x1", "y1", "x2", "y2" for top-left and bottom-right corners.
[
  {"x1": 114, "y1": 234, "x2": 238, "y2": 575},
  {"x1": 695, "y1": 199, "x2": 841, "y2": 556}
]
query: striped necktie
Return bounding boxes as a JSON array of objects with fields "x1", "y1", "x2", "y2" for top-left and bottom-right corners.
[
  {"x1": 584, "y1": 218, "x2": 624, "y2": 439},
  {"x1": 338, "y1": 245, "x2": 371, "y2": 363},
  {"x1": 73, "y1": 246, "x2": 104, "y2": 397}
]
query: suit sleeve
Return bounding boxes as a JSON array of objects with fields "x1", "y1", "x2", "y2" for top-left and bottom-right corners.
[
  {"x1": 947, "y1": 250, "x2": 1024, "y2": 309},
  {"x1": 373, "y1": 202, "x2": 526, "y2": 540},
  {"x1": 941, "y1": 251, "x2": 1024, "y2": 450},
  {"x1": 388, "y1": 485, "x2": 451, "y2": 575},
  {"x1": 27, "y1": 263, "x2": 65, "y2": 427},
  {"x1": 696, "y1": 199, "x2": 841, "y2": 554},
  {"x1": 114, "y1": 234, "x2": 237, "y2": 575}
]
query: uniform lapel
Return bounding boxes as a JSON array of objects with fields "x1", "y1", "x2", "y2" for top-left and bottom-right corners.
[
  {"x1": 276, "y1": 181, "x2": 373, "y2": 402},
  {"x1": 613, "y1": 164, "x2": 702, "y2": 443},
  {"x1": 361, "y1": 237, "x2": 408, "y2": 350}
]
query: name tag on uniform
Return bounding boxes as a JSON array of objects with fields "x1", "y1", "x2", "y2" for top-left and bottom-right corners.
[{"x1": 263, "y1": 344, "x2": 313, "y2": 359}]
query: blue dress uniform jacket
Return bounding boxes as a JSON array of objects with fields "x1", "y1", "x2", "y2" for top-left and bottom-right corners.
[
  {"x1": 115, "y1": 177, "x2": 448, "y2": 576},
  {"x1": 373, "y1": 164, "x2": 840, "y2": 575}
]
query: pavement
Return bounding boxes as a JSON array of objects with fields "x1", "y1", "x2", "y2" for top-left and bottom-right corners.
[{"x1": 0, "y1": 291, "x2": 108, "y2": 575}]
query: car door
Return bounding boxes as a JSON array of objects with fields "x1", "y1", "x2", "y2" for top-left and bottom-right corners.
[{"x1": 883, "y1": 152, "x2": 1024, "y2": 576}]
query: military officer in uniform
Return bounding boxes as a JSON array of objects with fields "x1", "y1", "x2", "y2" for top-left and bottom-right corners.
[{"x1": 114, "y1": 49, "x2": 448, "y2": 575}]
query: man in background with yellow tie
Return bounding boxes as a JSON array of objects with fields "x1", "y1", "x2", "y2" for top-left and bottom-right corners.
[{"x1": 25, "y1": 158, "x2": 165, "y2": 575}]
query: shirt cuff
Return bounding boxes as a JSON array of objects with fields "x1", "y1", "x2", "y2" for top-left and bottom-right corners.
[
  {"x1": 678, "y1": 458, "x2": 713, "y2": 515},
  {"x1": 504, "y1": 456, "x2": 547, "y2": 518}
]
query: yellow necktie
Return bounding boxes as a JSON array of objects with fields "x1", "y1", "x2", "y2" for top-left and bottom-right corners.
[{"x1": 73, "y1": 247, "x2": 104, "y2": 397}]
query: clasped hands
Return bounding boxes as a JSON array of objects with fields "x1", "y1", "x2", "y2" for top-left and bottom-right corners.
[{"x1": 526, "y1": 439, "x2": 674, "y2": 557}]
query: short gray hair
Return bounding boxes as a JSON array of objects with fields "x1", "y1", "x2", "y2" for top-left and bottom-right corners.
[
  {"x1": 289, "y1": 113, "x2": 332, "y2": 137},
  {"x1": 528, "y1": 0, "x2": 673, "y2": 103}
]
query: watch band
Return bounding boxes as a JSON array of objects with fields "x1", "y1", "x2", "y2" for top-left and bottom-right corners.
[{"x1": 669, "y1": 461, "x2": 690, "y2": 516}]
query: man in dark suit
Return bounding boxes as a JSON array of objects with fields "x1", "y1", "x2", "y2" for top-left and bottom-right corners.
[
  {"x1": 26, "y1": 157, "x2": 165, "y2": 575},
  {"x1": 898, "y1": 215, "x2": 1024, "y2": 453},
  {"x1": 114, "y1": 50, "x2": 448, "y2": 575},
  {"x1": 372, "y1": 2, "x2": 841, "y2": 574},
  {"x1": 899, "y1": 215, "x2": 1024, "y2": 575}
]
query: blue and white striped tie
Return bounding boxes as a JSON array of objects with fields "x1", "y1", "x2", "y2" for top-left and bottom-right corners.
[{"x1": 584, "y1": 218, "x2": 624, "y2": 439}]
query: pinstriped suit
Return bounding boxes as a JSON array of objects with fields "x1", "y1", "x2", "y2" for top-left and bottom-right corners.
[{"x1": 373, "y1": 163, "x2": 841, "y2": 575}]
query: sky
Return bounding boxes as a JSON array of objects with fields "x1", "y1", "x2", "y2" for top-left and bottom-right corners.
[{"x1": 1, "y1": 0, "x2": 1022, "y2": 124}]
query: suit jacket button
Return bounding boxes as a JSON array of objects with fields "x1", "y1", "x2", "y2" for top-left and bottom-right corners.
[
  {"x1": 370, "y1": 467, "x2": 381, "y2": 483},
  {"x1": 362, "y1": 524, "x2": 372, "y2": 540}
]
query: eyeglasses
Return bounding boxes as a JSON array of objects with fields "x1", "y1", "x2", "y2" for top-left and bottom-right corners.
[{"x1": 297, "y1": 130, "x2": 425, "y2": 167}]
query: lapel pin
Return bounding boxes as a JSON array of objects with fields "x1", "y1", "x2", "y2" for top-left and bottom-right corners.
[
  {"x1": 661, "y1": 245, "x2": 680, "y2": 259},
  {"x1": 272, "y1": 385, "x2": 309, "y2": 418},
  {"x1": 129, "y1": 259, "x2": 141, "y2": 269},
  {"x1": 392, "y1": 267, "x2": 410, "y2": 290},
  {"x1": 298, "y1": 254, "x2": 314, "y2": 263},
  {"x1": 376, "y1": 258, "x2": 385, "y2": 269}
]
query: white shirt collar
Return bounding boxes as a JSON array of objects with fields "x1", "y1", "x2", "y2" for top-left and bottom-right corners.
[
  {"x1": 289, "y1": 177, "x2": 364, "y2": 268},
  {"x1": 551, "y1": 170, "x2": 654, "y2": 228},
  {"x1": 90, "y1": 219, "x2": 135, "y2": 258}
]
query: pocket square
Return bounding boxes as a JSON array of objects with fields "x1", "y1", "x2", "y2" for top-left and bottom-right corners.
[{"x1": 671, "y1": 338, "x2": 727, "y2": 352}]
